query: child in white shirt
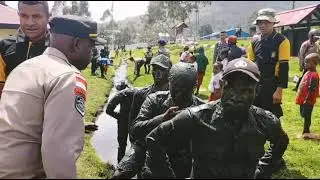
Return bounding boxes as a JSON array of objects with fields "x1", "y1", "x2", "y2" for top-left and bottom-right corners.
[{"x1": 208, "y1": 62, "x2": 223, "y2": 101}]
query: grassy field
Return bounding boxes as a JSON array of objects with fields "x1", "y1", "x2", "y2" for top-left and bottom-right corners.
[
  {"x1": 127, "y1": 40, "x2": 320, "y2": 178},
  {"x1": 76, "y1": 53, "x2": 121, "y2": 179}
]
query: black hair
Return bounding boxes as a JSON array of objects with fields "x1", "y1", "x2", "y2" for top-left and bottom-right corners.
[
  {"x1": 18, "y1": 1, "x2": 49, "y2": 16},
  {"x1": 220, "y1": 31, "x2": 227, "y2": 34}
]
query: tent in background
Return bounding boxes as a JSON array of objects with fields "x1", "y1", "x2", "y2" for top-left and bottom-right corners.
[{"x1": 201, "y1": 28, "x2": 251, "y2": 39}]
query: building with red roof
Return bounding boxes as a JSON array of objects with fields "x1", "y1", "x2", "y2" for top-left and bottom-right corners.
[
  {"x1": 0, "y1": 4, "x2": 19, "y2": 37},
  {"x1": 275, "y1": 4, "x2": 320, "y2": 56}
]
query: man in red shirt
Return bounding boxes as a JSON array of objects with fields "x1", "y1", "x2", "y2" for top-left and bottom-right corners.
[{"x1": 296, "y1": 53, "x2": 320, "y2": 138}]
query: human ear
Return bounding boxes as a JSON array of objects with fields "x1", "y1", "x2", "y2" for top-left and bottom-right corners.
[{"x1": 72, "y1": 37, "x2": 81, "y2": 53}]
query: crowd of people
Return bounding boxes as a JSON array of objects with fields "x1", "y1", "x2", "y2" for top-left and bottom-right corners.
[
  {"x1": 107, "y1": 7, "x2": 320, "y2": 179},
  {"x1": 0, "y1": 1, "x2": 319, "y2": 179}
]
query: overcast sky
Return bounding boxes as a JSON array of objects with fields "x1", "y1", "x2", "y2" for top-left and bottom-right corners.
[{"x1": 6, "y1": 1, "x2": 149, "y2": 22}]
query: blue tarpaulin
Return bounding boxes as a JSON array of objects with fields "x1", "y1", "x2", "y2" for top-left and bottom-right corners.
[{"x1": 202, "y1": 28, "x2": 251, "y2": 39}]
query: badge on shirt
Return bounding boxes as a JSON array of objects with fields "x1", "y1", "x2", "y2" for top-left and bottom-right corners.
[
  {"x1": 271, "y1": 51, "x2": 276, "y2": 58},
  {"x1": 75, "y1": 95, "x2": 85, "y2": 117}
]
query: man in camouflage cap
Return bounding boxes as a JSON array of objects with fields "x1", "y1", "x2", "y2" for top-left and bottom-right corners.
[
  {"x1": 146, "y1": 57, "x2": 289, "y2": 179},
  {"x1": 112, "y1": 54, "x2": 172, "y2": 179},
  {"x1": 0, "y1": 15, "x2": 97, "y2": 178},
  {"x1": 130, "y1": 62, "x2": 204, "y2": 178},
  {"x1": 247, "y1": 8, "x2": 290, "y2": 173}
]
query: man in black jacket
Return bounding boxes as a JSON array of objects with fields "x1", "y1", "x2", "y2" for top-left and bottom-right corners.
[
  {"x1": 0, "y1": 1, "x2": 50, "y2": 97},
  {"x1": 131, "y1": 62, "x2": 204, "y2": 178},
  {"x1": 106, "y1": 81, "x2": 136, "y2": 163},
  {"x1": 111, "y1": 54, "x2": 172, "y2": 179}
]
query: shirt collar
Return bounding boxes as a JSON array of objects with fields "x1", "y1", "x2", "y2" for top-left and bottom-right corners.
[
  {"x1": 43, "y1": 47, "x2": 72, "y2": 66},
  {"x1": 16, "y1": 27, "x2": 50, "y2": 46},
  {"x1": 163, "y1": 94, "x2": 198, "y2": 109},
  {"x1": 261, "y1": 30, "x2": 276, "y2": 40}
]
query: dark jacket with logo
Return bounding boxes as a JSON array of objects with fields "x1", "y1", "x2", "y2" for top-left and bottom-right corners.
[
  {"x1": 247, "y1": 31, "x2": 290, "y2": 117},
  {"x1": 0, "y1": 28, "x2": 49, "y2": 83},
  {"x1": 146, "y1": 101, "x2": 289, "y2": 179}
]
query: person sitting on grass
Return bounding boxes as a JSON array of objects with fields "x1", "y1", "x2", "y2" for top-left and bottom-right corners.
[
  {"x1": 295, "y1": 53, "x2": 320, "y2": 139},
  {"x1": 208, "y1": 62, "x2": 223, "y2": 102}
]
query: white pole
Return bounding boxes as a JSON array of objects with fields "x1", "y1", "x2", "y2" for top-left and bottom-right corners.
[{"x1": 111, "y1": 1, "x2": 114, "y2": 49}]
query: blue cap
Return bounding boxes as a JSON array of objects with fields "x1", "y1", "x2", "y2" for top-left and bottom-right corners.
[
  {"x1": 158, "y1": 39, "x2": 167, "y2": 45},
  {"x1": 49, "y1": 15, "x2": 98, "y2": 40}
]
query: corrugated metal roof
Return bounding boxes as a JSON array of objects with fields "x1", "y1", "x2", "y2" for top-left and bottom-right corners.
[
  {"x1": 274, "y1": 4, "x2": 319, "y2": 27},
  {"x1": 0, "y1": 4, "x2": 20, "y2": 25}
]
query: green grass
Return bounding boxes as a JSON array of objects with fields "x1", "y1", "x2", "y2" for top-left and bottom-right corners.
[
  {"x1": 127, "y1": 40, "x2": 320, "y2": 178},
  {"x1": 76, "y1": 52, "x2": 121, "y2": 179}
]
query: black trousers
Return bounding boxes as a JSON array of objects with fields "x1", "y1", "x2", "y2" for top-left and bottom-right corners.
[
  {"x1": 144, "y1": 58, "x2": 151, "y2": 74},
  {"x1": 253, "y1": 78, "x2": 283, "y2": 118},
  {"x1": 300, "y1": 104, "x2": 314, "y2": 134},
  {"x1": 91, "y1": 60, "x2": 97, "y2": 75},
  {"x1": 117, "y1": 121, "x2": 129, "y2": 163},
  {"x1": 99, "y1": 63, "x2": 105, "y2": 77}
]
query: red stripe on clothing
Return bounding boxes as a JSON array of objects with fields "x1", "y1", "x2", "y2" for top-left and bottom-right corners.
[
  {"x1": 76, "y1": 76, "x2": 87, "y2": 88},
  {"x1": 74, "y1": 87, "x2": 87, "y2": 101}
]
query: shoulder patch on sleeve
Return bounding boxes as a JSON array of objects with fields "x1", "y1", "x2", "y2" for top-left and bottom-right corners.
[
  {"x1": 75, "y1": 95, "x2": 85, "y2": 117},
  {"x1": 74, "y1": 73, "x2": 87, "y2": 100}
]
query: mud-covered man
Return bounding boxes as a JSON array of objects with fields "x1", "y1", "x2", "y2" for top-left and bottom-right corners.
[
  {"x1": 131, "y1": 62, "x2": 205, "y2": 178},
  {"x1": 105, "y1": 81, "x2": 137, "y2": 163},
  {"x1": 144, "y1": 45, "x2": 153, "y2": 74},
  {"x1": 146, "y1": 57, "x2": 289, "y2": 179},
  {"x1": 111, "y1": 54, "x2": 172, "y2": 179}
]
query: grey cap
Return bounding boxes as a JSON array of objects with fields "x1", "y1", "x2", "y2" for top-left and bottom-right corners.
[
  {"x1": 253, "y1": 8, "x2": 279, "y2": 25},
  {"x1": 222, "y1": 57, "x2": 261, "y2": 82},
  {"x1": 150, "y1": 54, "x2": 172, "y2": 69},
  {"x1": 169, "y1": 62, "x2": 197, "y2": 88}
]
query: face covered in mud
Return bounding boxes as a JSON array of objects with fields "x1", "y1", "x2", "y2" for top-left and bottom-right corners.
[
  {"x1": 169, "y1": 62, "x2": 197, "y2": 109},
  {"x1": 152, "y1": 64, "x2": 169, "y2": 85},
  {"x1": 221, "y1": 72, "x2": 257, "y2": 115},
  {"x1": 169, "y1": 83, "x2": 195, "y2": 109}
]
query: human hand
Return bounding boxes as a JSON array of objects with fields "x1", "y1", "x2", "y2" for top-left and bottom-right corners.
[
  {"x1": 273, "y1": 87, "x2": 283, "y2": 104},
  {"x1": 163, "y1": 106, "x2": 180, "y2": 122}
]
